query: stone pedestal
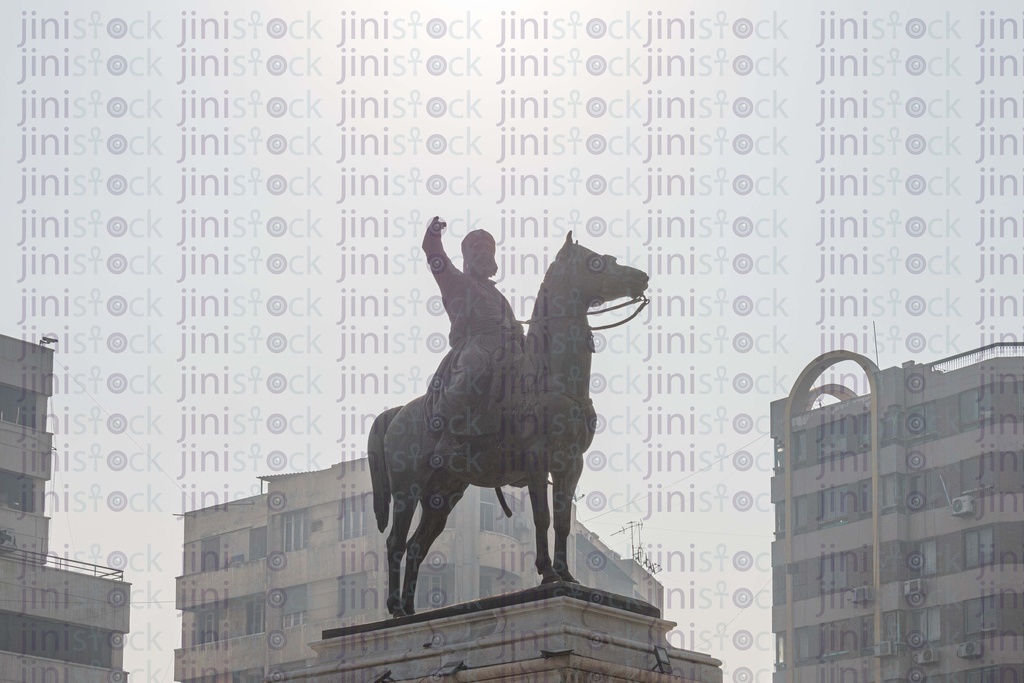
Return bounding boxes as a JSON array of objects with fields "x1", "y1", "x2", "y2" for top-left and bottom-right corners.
[{"x1": 288, "y1": 584, "x2": 722, "y2": 683}]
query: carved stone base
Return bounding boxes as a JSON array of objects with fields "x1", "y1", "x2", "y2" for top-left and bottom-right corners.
[{"x1": 287, "y1": 584, "x2": 722, "y2": 683}]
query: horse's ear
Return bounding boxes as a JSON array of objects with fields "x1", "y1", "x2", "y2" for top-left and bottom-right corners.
[{"x1": 555, "y1": 231, "x2": 573, "y2": 261}]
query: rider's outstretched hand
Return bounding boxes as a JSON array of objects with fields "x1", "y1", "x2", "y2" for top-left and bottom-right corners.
[{"x1": 428, "y1": 216, "x2": 446, "y2": 235}]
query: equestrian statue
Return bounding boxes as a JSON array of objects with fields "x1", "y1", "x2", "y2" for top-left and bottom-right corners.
[{"x1": 368, "y1": 216, "x2": 649, "y2": 617}]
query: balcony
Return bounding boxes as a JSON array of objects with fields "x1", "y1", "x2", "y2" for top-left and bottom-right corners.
[
  {"x1": 177, "y1": 559, "x2": 268, "y2": 611},
  {"x1": 3, "y1": 549, "x2": 130, "y2": 633},
  {"x1": 817, "y1": 517, "x2": 848, "y2": 530},
  {"x1": 0, "y1": 652, "x2": 126, "y2": 683}
]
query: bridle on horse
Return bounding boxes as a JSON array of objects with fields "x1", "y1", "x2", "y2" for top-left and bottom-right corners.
[{"x1": 519, "y1": 294, "x2": 650, "y2": 332}]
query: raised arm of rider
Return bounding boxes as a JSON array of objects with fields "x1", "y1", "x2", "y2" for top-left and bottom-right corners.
[{"x1": 422, "y1": 217, "x2": 463, "y2": 291}]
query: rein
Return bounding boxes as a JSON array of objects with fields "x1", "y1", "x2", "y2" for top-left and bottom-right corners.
[
  {"x1": 589, "y1": 295, "x2": 650, "y2": 331},
  {"x1": 519, "y1": 294, "x2": 650, "y2": 332}
]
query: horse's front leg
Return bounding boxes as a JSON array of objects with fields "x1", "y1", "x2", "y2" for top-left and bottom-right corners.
[
  {"x1": 551, "y1": 454, "x2": 583, "y2": 583},
  {"x1": 527, "y1": 471, "x2": 560, "y2": 583}
]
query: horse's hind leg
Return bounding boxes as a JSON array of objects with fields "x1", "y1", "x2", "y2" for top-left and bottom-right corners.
[
  {"x1": 527, "y1": 471, "x2": 560, "y2": 584},
  {"x1": 401, "y1": 480, "x2": 468, "y2": 615},
  {"x1": 385, "y1": 489, "x2": 416, "y2": 617}
]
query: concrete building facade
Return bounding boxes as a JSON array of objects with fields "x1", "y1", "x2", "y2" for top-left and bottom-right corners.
[
  {"x1": 770, "y1": 345, "x2": 1024, "y2": 683},
  {"x1": 0, "y1": 334, "x2": 131, "y2": 683},
  {"x1": 173, "y1": 458, "x2": 664, "y2": 683}
]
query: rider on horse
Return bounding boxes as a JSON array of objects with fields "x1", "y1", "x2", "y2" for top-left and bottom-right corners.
[{"x1": 421, "y1": 216, "x2": 525, "y2": 470}]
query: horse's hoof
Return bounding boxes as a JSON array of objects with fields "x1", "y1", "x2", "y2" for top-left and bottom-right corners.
[
  {"x1": 559, "y1": 574, "x2": 579, "y2": 584},
  {"x1": 541, "y1": 574, "x2": 561, "y2": 584}
]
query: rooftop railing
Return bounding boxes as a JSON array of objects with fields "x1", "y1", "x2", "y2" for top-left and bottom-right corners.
[{"x1": 928, "y1": 342, "x2": 1024, "y2": 373}]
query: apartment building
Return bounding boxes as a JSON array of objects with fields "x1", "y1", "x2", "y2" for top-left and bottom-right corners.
[
  {"x1": 770, "y1": 345, "x2": 1024, "y2": 683},
  {"x1": 0, "y1": 334, "x2": 131, "y2": 683}
]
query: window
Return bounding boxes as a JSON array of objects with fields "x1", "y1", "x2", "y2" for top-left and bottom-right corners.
[
  {"x1": 339, "y1": 496, "x2": 370, "y2": 540},
  {"x1": 480, "y1": 572, "x2": 494, "y2": 599},
  {"x1": 910, "y1": 607, "x2": 941, "y2": 643},
  {"x1": 245, "y1": 597, "x2": 265, "y2": 635},
  {"x1": 282, "y1": 611, "x2": 308, "y2": 628},
  {"x1": 815, "y1": 420, "x2": 846, "y2": 460},
  {"x1": 480, "y1": 491, "x2": 512, "y2": 536},
  {"x1": 965, "y1": 527, "x2": 994, "y2": 569},
  {"x1": 859, "y1": 481, "x2": 872, "y2": 514},
  {"x1": 907, "y1": 474, "x2": 926, "y2": 511},
  {"x1": 250, "y1": 527, "x2": 267, "y2": 560},
  {"x1": 917, "y1": 540, "x2": 937, "y2": 576},
  {"x1": 773, "y1": 571, "x2": 787, "y2": 605},
  {"x1": 882, "y1": 611, "x2": 902, "y2": 642},
  {"x1": 880, "y1": 474, "x2": 903, "y2": 512},
  {"x1": 282, "y1": 511, "x2": 308, "y2": 552},
  {"x1": 338, "y1": 573, "x2": 377, "y2": 616},
  {"x1": 961, "y1": 457, "x2": 994, "y2": 492},
  {"x1": 197, "y1": 609, "x2": 219, "y2": 644},
  {"x1": 966, "y1": 668, "x2": 1000, "y2": 683},
  {"x1": 415, "y1": 570, "x2": 453, "y2": 610},
  {"x1": 200, "y1": 536, "x2": 220, "y2": 571},
  {"x1": 283, "y1": 585, "x2": 307, "y2": 627},
  {"x1": 881, "y1": 408, "x2": 902, "y2": 444},
  {"x1": 923, "y1": 401, "x2": 939, "y2": 435},
  {"x1": 818, "y1": 620, "x2": 854, "y2": 655},
  {"x1": 0, "y1": 383, "x2": 41, "y2": 430},
  {"x1": 792, "y1": 431, "x2": 807, "y2": 464},
  {"x1": 964, "y1": 596, "x2": 997, "y2": 634},
  {"x1": 819, "y1": 488, "x2": 843, "y2": 523},
  {"x1": 855, "y1": 419, "x2": 871, "y2": 450},
  {"x1": 0, "y1": 470, "x2": 36, "y2": 512},
  {"x1": 960, "y1": 388, "x2": 994, "y2": 429},
  {"x1": 818, "y1": 482, "x2": 869, "y2": 525},
  {"x1": 775, "y1": 501, "x2": 786, "y2": 535},
  {"x1": 794, "y1": 626, "x2": 812, "y2": 661},
  {"x1": 775, "y1": 632, "x2": 787, "y2": 667},
  {"x1": 794, "y1": 496, "x2": 809, "y2": 530}
]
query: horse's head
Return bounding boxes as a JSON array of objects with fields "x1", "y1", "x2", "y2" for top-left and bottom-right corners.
[{"x1": 549, "y1": 232, "x2": 649, "y2": 311}]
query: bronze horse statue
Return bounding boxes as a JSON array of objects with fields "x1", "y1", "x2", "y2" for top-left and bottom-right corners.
[{"x1": 367, "y1": 232, "x2": 649, "y2": 617}]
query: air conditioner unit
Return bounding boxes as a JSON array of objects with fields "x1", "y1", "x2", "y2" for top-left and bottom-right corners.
[
  {"x1": 951, "y1": 495, "x2": 975, "y2": 517},
  {"x1": 851, "y1": 586, "x2": 874, "y2": 604},
  {"x1": 913, "y1": 648, "x2": 939, "y2": 665},
  {"x1": 873, "y1": 641, "x2": 896, "y2": 657},
  {"x1": 0, "y1": 528, "x2": 15, "y2": 552},
  {"x1": 957, "y1": 641, "x2": 982, "y2": 659},
  {"x1": 227, "y1": 554, "x2": 245, "y2": 567},
  {"x1": 904, "y1": 579, "x2": 926, "y2": 595}
]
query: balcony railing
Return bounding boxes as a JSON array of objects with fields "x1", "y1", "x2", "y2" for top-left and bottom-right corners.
[{"x1": 3, "y1": 547, "x2": 124, "y2": 580}]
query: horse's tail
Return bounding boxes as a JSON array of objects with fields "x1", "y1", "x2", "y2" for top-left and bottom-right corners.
[{"x1": 368, "y1": 405, "x2": 403, "y2": 533}]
